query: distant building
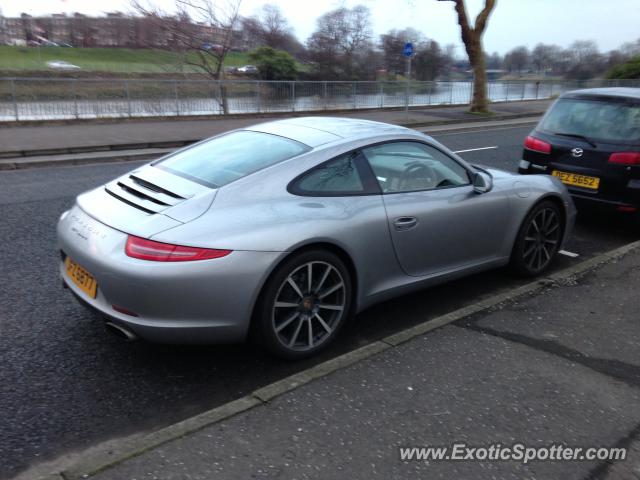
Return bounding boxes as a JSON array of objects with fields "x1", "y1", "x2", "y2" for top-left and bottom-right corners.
[{"x1": 0, "y1": 12, "x2": 244, "y2": 50}]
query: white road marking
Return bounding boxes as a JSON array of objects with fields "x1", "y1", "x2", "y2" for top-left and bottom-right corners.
[
  {"x1": 559, "y1": 250, "x2": 580, "y2": 258},
  {"x1": 453, "y1": 146, "x2": 498, "y2": 154}
]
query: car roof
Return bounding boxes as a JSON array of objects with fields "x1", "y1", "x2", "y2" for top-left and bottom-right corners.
[
  {"x1": 560, "y1": 87, "x2": 640, "y2": 101},
  {"x1": 248, "y1": 117, "x2": 413, "y2": 147}
]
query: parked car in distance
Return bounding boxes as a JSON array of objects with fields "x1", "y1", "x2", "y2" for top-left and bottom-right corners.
[
  {"x1": 57, "y1": 117, "x2": 575, "y2": 359},
  {"x1": 519, "y1": 88, "x2": 640, "y2": 214},
  {"x1": 237, "y1": 65, "x2": 258, "y2": 74},
  {"x1": 47, "y1": 60, "x2": 81, "y2": 70},
  {"x1": 202, "y1": 43, "x2": 223, "y2": 53}
]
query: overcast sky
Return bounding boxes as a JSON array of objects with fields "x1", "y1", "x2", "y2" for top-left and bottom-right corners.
[{"x1": 2, "y1": 0, "x2": 639, "y2": 55}]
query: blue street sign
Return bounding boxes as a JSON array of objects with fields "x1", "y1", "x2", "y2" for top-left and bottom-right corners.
[{"x1": 403, "y1": 42, "x2": 414, "y2": 57}]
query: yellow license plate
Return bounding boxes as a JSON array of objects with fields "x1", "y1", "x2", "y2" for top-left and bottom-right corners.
[
  {"x1": 552, "y1": 170, "x2": 600, "y2": 190},
  {"x1": 65, "y1": 256, "x2": 98, "y2": 298}
]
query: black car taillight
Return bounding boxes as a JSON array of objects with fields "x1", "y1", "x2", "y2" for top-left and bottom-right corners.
[
  {"x1": 524, "y1": 136, "x2": 551, "y2": 154},
  {"x1": 608, "y1": 152, "x2": 640, "y2": 166}
]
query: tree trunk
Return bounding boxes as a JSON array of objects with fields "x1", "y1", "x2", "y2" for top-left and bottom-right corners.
[
  {"x1": 217, "y1": 81, "x2": 229, "y2": 115},
  {"x1": 221, "y1": 83, "x2": 229, "y2": 115},
  {"x1": 449, "y1": 0, "x2": 496, "y2": 113},
  {"x1": 215, "y1": 63, "x2": 229, "y2": 115},
  {"x1": 470, "y1": 42, "x2": 489, "y2": 112}
]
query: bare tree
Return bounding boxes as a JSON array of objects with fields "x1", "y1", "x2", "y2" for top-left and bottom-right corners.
[
  {"x1": 380, "y1": 28, "x2": 423, "y2": 77},
  {"x1": 485, "y1": 51, "x2": 503, "y2": 70},
  {"x1": 564, "y1": 40, "x2": 604, "y2": 80},
  {"x1": 240, "y1": 16, "x2": 262, "y2": 50},
  {"x1": 620, "y1": 38, "x2": 640, "y2": 59},
  {"x1": 306, "y1": 5, "x2": 374, "y2": 80},
  {"x1": 241, "y1": 4, "x2": 304, "y2": 55},
  {"x1": 439, "y1": 0, "x2": 496, "y2": 113},
  {"x1": 260, "y1": 5, "x2": 289, "y2": 46},
  {"x1": 414, "y1": 40, "x2": 446, "y2": 81},
  {"x1": 531, "y1": 43, "x2": 551, "y2": 74},
  {"x1": 132, "y1": 0, "x2": 242, "y2": 113},
  {"x1": 504, "y1": 46, "x2": 529, "y2": 75},
  {"x1": 530, "y1": 43, "x2": 565, "y2": 75}
]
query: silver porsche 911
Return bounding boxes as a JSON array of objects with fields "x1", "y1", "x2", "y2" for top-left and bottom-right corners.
[{"x1": 57, "y1": 117, "x2": 575, "y2": 358}]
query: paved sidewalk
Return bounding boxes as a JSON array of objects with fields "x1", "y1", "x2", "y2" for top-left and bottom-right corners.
[
  {"x1": 0, "y1": 100, "x2": 551, "y2": 155},
  {"x1": 72, "y1": 247, "x2": 640, "y2": 480}
]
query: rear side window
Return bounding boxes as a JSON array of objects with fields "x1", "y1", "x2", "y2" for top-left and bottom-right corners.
[
  {"x1": 291, "y1": 151, "x2": 367, "y2": 195},
  {"x1": 539, "y1": 98, "x2": 640, "y2": 144},
  {"x1": 156, "y1": 131, "x2": 310, "y2": 188}
]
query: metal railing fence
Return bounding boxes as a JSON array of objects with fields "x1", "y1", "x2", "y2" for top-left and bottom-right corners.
[{"x1": 1, "y1": 78, "x2": 638, "y2": 121}]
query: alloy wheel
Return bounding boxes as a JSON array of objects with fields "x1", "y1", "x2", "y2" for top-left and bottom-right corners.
[
  {"x1": 522, "y1": 207, "x2": 561, "y2": 272},
  {"x1": 272, "y1": 261, "x2": 346, "y2": 352}
]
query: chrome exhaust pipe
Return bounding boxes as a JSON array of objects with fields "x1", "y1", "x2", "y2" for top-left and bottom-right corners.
[{"x1": 105, "y1": 321, "x2": 138, "y2": 341}]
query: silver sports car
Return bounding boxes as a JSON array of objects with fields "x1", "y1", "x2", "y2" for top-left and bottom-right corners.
[{"x1": 57, "y1": 117, "x2": 575, "y2": 358}]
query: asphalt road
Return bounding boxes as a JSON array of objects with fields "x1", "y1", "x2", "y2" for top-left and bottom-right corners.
[{"x1": 1, "y1": 123, "x2": 638, "y2": 479}]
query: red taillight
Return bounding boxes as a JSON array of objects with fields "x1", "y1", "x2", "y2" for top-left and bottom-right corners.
[
  {"x1": 524, "y1": 136, "x2": 552, "y2": 154},
  {"x1": 617, "y1": 206, "x2": 637, "y2": 212},
  {"x1": 608, "y1": 152, "x2": 640, "y2": 166},
  {"x1": 125, "y1": 235, "x2": 232, "y2": 262}
]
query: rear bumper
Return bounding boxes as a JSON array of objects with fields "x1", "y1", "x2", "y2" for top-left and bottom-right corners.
[
  {"x1": 569, "y1": 194, "x2": 640, "y2": 212},
  {"x1": 519, "y1": 160, "x2": 640, "y2": 210},
  {"x1": 57, "y1": 205, "x2": 285, "y2": 344}
]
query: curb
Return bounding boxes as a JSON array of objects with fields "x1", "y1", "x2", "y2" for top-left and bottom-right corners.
[
  {"x1": 0, "y1": 114, "x2": 543, "y2": 171},
  {"x1": 0, "y1": 141, "x2": 197, "y2": 160},
  {"x1": 27, "y1": 241, "x2": 640, "y2": 480},
  {"x1": 0, "y1": 148, "x2": 174, "y2": 171},
  {"x1": 397, "y1": 111, "x2": 544, "y2": 129}
]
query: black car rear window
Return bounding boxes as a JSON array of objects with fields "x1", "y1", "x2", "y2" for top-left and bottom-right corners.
[
  {"x1": 538, "y1": 98, "x2": 640, "y2": 144},
  {"x1": 156, "y1": 131, "x2": 310, "y2": 188}
]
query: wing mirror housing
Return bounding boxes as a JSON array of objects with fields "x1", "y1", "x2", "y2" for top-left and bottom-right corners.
[{"x1": 473, "y1": 171, "x2": 493, "y2": 194}]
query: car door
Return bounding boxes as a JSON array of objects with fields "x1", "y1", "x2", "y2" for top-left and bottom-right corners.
[{"x1": 361, "y1": 141, "x2": 510, "y2": 277}]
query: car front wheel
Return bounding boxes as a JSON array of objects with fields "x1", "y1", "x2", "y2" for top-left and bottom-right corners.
[
  {"x1": 255, "y1": 250, "x2": 352, "y2": 359},
  {"x1": 510, "y1": 200, "x2": 563, "y2": 277}
]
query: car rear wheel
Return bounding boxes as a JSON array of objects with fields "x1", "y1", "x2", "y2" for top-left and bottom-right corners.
[
  {"x1": 510, "y1": 200, "x2": 563, "y2": 277},
  {"x1": 255, "y1": 250, "x2": 352, "y2": 360}
]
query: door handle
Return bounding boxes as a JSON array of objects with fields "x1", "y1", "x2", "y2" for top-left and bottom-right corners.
[{"x1": 393, "y1": 216, "x2": 418, "y2": 231}]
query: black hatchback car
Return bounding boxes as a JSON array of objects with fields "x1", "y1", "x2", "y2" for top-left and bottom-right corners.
[{"x1": 519, "y1": 88, "x2": 640, "y2": 213}]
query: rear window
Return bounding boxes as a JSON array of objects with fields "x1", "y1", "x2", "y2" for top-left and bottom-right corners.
[
  {"x1": 156, "y1": 131, "x2": 310, "y2": 188},
  {"x1": 538, "y1": 98, "x2": 640, "y2": 144}
]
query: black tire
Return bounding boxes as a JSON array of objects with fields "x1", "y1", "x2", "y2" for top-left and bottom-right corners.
[
  {"x1": 510, "y1": 200, "x2": 563, "y2": 277},
  {"x1": 253, "y1": 249, "x2": 353, "y2": 360}
]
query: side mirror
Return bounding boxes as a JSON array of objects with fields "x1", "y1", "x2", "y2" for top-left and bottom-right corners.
[{"x1": 473, "y1": 171, "x2": 493, "y2": 194}]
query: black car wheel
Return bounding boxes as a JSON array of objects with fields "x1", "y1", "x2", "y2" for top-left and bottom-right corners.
[
  {"x1": 510, "y1": 200, "x2": 563, "y2": 277},
  {"x1": 255, "y1": 250, "x2": 352, "y2": 360}
]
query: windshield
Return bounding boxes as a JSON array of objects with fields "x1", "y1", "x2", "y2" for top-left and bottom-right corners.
[
  {"x1": 156, "y1": 130, "x2": 310, "y2": 188},
  {"x1": 538, "y1": 98, "x2": 640, "y2": 144}
]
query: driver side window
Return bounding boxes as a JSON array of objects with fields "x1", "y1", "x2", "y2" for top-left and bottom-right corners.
[{"x1": 362, "y1": 142, "x2": 470, "y2": 193}]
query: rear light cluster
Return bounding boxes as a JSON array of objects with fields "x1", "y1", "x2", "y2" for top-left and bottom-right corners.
[
  {"x1": 524, "y1": 136, "x2": 551, "y2": 154},
  {"x1": 125, "y1": 235, "x2": 232, "y2": 262},
  {"x1": 608, "y1": 152, "x2": 640, "y2": 166}
]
